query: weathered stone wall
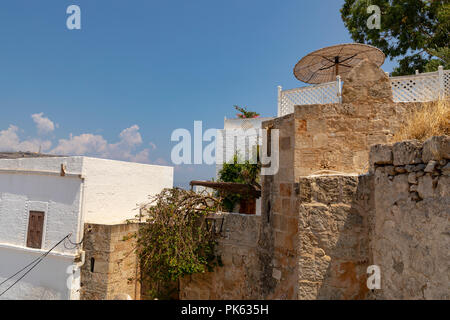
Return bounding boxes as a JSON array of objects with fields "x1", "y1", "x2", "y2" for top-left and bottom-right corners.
[
  {"x1": 297, "y1": 174, "x2": 373, "y2": 299},
  {"x1": 80, "y1": 223, "x2": 140, "y2": 300},
  {"x1": 293, "y1": 101, "x2": 415, "y2": 177},
  {"x1": 179, "y1": 213, "x2": 261, "y2": 299},
  {"x1": 176, "y1": 59, "x2": 448, "y2": 300},
  {"x1": 265, "y1": 59, "x2": 420, "y2": 178},
  {"x1": 179, "y1": 136, "x2": 449, "y2": 300},
  {"x1": 370, "y1": 136, "x2": 449, "y2": 299},
  {"x1": 258, "y1": 114, "x2": 299, "y2": 300}
]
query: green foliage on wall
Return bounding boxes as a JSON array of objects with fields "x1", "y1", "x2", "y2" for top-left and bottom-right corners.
[
  {"x1": 136, "y1": 188, "x2": 222, "y2": 299},
  {"x1": 217, "y1": 153, "x2": 261, "y2": 212}
]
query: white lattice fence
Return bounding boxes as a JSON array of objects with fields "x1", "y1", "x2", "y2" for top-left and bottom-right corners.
[
  {"x1": 278, "y1": 67, "x2": 449, "y2": 116},
  {"x1": 443, "y1": 69, "x2": 450, "y2": 95},
  {"x1": 278, "y1": 80, "x2": 341, "y2": 116},
  {"x1": 391, "y1": 73, "x2": 439, "y2": 102}
]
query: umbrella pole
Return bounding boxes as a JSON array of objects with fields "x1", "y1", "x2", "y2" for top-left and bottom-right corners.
[{"x1": 335, "y1": 56, "x2": 339, "y2": 77}]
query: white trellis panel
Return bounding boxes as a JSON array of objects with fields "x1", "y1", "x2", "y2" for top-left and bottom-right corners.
[
  {"x1": 278, "y1": 81, "x2": 340, "y2": 116},
  {"x1": 443, "y1": 70, "x2": 450, "y2": 96},
  {"x1": 391, "y1": 71, "x2": 440, "y2": 102},
  {"x1": 278, "y1": 67, "x2": 449, "y2": 117}
]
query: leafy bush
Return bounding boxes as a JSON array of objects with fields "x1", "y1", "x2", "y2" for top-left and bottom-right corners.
[
  {"x1": 234, "y1": 105, "x2": 260, "y2": 119},
  {"x1": 217, "y1": 153, "x2": 261, "y2": 212},
  {"x1": 136, "y1": 188, "x2": 222, "y2": 299}
]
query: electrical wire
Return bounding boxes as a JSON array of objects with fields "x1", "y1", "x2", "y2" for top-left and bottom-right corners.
[
  {"x1": 66, "y1": 236, "x2": 84, "y2": 246},
  {"x1": 0, "y1": 233, "x2": 71, "y2": 297},
  {"x1": 63, "y1": 234, "x2": 84, "y2": 250}
]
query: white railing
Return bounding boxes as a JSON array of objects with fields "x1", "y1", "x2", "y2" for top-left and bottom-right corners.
[
  {"x1": 277, "y1": 66, "x2": 450, "y2": 117},
  {"x1": 278, "y1": 77, "x2": 342, "y2": 117},
  {"x1": 391, "y1": 66, "x2": 449, "y2": 102}
]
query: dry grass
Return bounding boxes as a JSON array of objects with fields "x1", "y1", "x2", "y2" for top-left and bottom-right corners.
[{"x1": 393, "y1": 98, "x2": 450, "y2": 142}]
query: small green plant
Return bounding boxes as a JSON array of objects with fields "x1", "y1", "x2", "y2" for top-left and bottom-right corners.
[
  {"x1": 217, "y1": 153, "x2": 261, "y2": 212},
  {"x1": 234, "y1": 105, "x2": 260, "y2": 119},
  {"x1": 136, "y1": 188, "x2": 222, "y2": 299}
]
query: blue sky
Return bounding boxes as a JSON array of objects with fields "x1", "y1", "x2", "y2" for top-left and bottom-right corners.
[{"x1": 0, "y1": 1, "x2": 397, "y2": 187}]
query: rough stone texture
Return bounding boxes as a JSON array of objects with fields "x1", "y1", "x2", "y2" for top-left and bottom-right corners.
[
  {"x1": 297, "y1": 174, "x2": 373, "y2": 300},
  {"x1": 181, "y1": 115, "x2": 299, "y2": 300},
  {"x1": 393, "y1": 140, "x2": 423, "y2": 166},
  {"x1": 371, "y1": 137, "x2": 450, "y2": 299},
  {"x1": 179, "y1": 213, "x2": 261, "y2": 300},
  {"x1": 178, "y1": 136, "x2": 449, "y2": 300},
  {"x1": 422, "y1": 135, "x2": 450, "y2": 163},
  {"x1": 259, "y1": 73, "x2": 420, "y2": 178},
  {"x1": 342, "y1": 59, "x2": 393, "y2": 105},
  {"x1": 259, "y1": 114, "x2": 298, "y2": 300},
  {"x1": 176, "y1": 55, "x2": 448, "y2": 301},
  {"x1": 80, "y1": 223, "x2": 140, "y2": 300},
  {"x1": 370, "y1": 144, "x2": 393, "y2": 167}
]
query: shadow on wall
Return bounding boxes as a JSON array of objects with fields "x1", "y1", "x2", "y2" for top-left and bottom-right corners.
[{"x1": 297, "y1": 174, "x2": 374, "y2": 300}]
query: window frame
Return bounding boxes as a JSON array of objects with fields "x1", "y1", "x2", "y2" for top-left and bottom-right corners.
[{"x1": 26, "y1": 211, "x2": 45, "y2": 249}]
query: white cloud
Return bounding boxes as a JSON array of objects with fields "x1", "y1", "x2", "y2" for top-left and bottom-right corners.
[
  {"x1": 50, "y1": 125, "x2": 152, "y2": 163},
  {"x1": 130, "y1": 149, "x2": 150, "y2": 163},
  {"x1": 1, "y1": 116, "x2": 157, "y2": 164},
  {"x1": 31, "y1": 113, "x2": 56, "y2": 135},
  {"x1": 118, "y1": 125, "x2": 142, "y2": 146},
  {"x1": 0, "y1": 125, "x2": 52, "y2": 152},
  {"x1": 51, "y1": 133, "x2": 108, "y2": 155}
]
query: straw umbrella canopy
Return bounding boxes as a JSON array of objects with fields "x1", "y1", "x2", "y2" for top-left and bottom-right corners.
[{"x1": 293, "y1": 43, "x2": 385, "y2": 84}]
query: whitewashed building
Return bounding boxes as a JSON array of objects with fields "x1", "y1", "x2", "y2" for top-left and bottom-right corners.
[
  {"x1": 216, "y1": 117, "x2": 274, "y2": 175},
  {"x1": 215, "y1": 117, "x2": 274, "y2": 215},
  {"x1": 0, "y1": 155, "x2": 173, "y2": 300}
]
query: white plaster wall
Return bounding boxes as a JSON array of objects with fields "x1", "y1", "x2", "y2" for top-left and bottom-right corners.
[
  {"x1": 216, "y1": 117, "x2": 274, "y2": 177},
  {"x1": 81, "y1": 157, "x2": 173, "y2": 224},
  {"x1": 0, "y1": 156, "x2": 173, "y2": 299},
  {"x1": 0, "y1": 155, "x2": 174, "y2": 225},
  {"x1": 215, "y1": 118, "x2": 272, "y2": 216},
  {"x1": 0, "y1": 158, "x2": 84, "y2": 300},
  {"x1": 0, "y1": 246, "x2": 76, "y2": 300},
  {"x1": 0, "y1": 173, "x2": 83, "y2": 254},
  {"x1": 0, "y1": 157, "x2": 83, "y2": 175}
]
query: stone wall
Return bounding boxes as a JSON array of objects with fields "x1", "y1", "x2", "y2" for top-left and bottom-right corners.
[
  {"x1": 258, "y1": 113, "x2": 299, "y2": 300},
  {"x1": 179, "y1": 135, "x2": 449, "y2": 300},
  {"x1": 297, "y1": 174, "x2": 373, "y2": 300},
  {"x1": 80, "y1": 223, "x2": 140, "y2": 300},
  {"x1": 177, "y1": 59, "x2": 448, "y2": 300},
  {"x1": 263, "y1": 60, "x2": 421, "y2": 178},
  {"x1": 370, "y1": 136, "x2": 449, "y2": 299},
  {"x1": 179, "y1": 213, "x2": 261, "y2": 299},
  {"x1": 293, "y1": 101, "x2": 415, "y2": 176}
]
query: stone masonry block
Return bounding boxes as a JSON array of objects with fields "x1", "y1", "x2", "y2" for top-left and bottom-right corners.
[
  {"x1": 393, "y1": 140, "x2": 423, "y2": 166},
  {"x1": 422, "y1": 135, "x2": 450, "y2": 163},
  {"x1": 370, "y1": 143, "x2": 393, "y2": 167}
]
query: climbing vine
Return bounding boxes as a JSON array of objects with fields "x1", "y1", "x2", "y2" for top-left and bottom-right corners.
[{"x1": 136, "y1": 188, "x2": 222, "y2": 299}]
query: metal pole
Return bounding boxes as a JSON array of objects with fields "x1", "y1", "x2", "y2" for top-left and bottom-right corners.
[{"x1": 336, "y1": 75, "x2": 342, "y2": 103}]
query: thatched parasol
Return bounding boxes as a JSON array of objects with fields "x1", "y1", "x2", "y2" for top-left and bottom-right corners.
[{"x1": 293, "y1": 43, "x2": 385, "y2": 84}]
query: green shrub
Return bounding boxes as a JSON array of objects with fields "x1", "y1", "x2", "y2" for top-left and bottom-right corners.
[
  {"x1": 217, "y1": 153, "x2": 261, "y2": 212},
  {"x1": 137, "y1": 188, "x2": 222, "y2": 299}
]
